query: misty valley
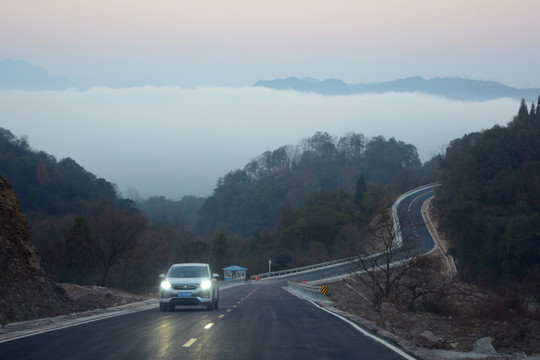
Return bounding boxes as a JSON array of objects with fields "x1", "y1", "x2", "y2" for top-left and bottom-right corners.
[{"x1": 1, "y1": 96, "x2": 539, "y2": 356}]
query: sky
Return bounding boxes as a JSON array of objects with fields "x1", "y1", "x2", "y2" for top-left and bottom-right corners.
[
  {"x1": 1, "y1": 0, "x2": 539, "y2": 87},
  {"x1": 0, "y1": 0, "x2": 537, "y2": 198}
]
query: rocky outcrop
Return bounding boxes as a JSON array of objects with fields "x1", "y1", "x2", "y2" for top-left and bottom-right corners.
[{"x1": 0, "y1": 172, "x2": 71, "y2": 324}]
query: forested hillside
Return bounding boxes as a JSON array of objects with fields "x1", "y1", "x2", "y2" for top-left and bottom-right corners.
[
  {"x1": 436, "y1": 98, "x2": 540, "y2": 293},
  {"x1": 1, "y1": 125, "x2": 432, "y2": 289},
  {"x1": 0, "y1": 128, "x2": 127, "y2": 216},
  {"x1": 0, "y1": 128, "x2": 168, "y2": 291},
  {"x1": 197, "y1": 131, "x2": 427, "y2": 237},
  {"x1": 135, "y1": 131, "x2": 432, "y2": 273}
]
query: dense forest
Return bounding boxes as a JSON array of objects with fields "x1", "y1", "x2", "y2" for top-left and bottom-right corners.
[
  {"x1": 197, "y1": 132, "x2": 426, "y2": 237},
  {"x1": 436, "y1": 98, "x2": 540, "y2": 293}
]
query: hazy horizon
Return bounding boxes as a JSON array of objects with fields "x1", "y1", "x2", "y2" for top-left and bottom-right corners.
[{"x1": 1, "y1": 86, "x2": 520, "y2": 199}]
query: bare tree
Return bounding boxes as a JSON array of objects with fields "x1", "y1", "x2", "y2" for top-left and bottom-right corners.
[
  {"x1": 399, "y1": 256, "x2": 460, "y2": 311},
  {"x1": 350, "y1": 202, "x2": 421, "y2": 309},
  {"x1": 90, "y1": 208, "x2": 147, "y2": 287},
  {"x1": 351, "y1": 201, "x2": 458, "y2": 312},
  {"x1": 117, "y1": 227, "x2": 171, "y2": 291}
]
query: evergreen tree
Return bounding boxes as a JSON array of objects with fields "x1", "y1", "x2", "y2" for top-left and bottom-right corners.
[
  {"x1": 209, "y1": 232, "x2": 230, "y2": 273},
  {"x1": 536, "y1": 96, "x2": 540, "y2": 123},
  {"x1": 354, "y1": 174, "x2": 367, "y2": 207},
  {"x1": 517, "y1": 98, "x2": 529, "y2": 120}
]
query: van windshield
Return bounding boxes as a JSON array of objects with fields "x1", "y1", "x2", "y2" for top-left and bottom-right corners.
[{"x1": 168, "y1": 266, "x2": 209, "y2": 278}]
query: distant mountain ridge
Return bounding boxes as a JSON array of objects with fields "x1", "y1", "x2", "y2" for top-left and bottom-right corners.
[
  {"x1": 253, "y1": 76, "x2": 540, "y2": 102},
  {"x1": 0, "y1": 59, "x2": 75, "y2": 91},
  {"x1": 2, "y1": 58, "x2": 538, "y2": 101}
]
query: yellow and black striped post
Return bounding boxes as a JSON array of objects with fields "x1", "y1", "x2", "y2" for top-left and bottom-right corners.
[{"x1": 320, "y1": 285, "x2": 327, "y2": 295}]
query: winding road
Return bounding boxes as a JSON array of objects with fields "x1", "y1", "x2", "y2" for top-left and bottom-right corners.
[{"x1": 0, "y1": 184, "x2": 439, "y2": 360}]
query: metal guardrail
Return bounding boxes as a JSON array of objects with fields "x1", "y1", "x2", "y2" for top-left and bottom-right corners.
[
  {"x1": 286, "y1": 281, "x2": 329, "y2": 302},
  {"x1": 253, "y1": 256, "x2": 357, "y2": 280}
]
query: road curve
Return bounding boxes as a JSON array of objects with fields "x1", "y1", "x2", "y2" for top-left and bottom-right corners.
[
  {"x1": 395, "y1": 184, "x2": 439, "y2": 258},
  {"x1": 265, "y1": 184, "x2": 440, "y2": 283}
]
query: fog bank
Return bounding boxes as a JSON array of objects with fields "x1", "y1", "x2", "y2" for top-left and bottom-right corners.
[{"x1": 0, "y1": 86, "x2": 519, "y2": 198}]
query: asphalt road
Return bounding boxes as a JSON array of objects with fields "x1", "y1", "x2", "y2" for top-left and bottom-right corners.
[
  {"x1": 395, "y1": 184, "x2": 437, "y2": 257},
  {"x1": 1, "y1": 281, "x2": 416, "y2": 360},
  {"x1": 0, "y1": 185, "x2": 437, "y2": 360}
]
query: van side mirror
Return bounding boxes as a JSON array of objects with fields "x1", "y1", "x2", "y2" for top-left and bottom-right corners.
[
  {"x1": 159, "y1": 274, "x2": 165, "y2": 279},
  {"x1": 213, "y1": 273, "x2": 219, "y2": 279}
]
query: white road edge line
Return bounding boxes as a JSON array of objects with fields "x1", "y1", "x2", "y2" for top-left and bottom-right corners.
[
  {"x1": 284, "y1": 286, "x2": 416, "y2": 360},
  {"x1": 0, "y1": 301, "x2": 157, "y2": 344},
  {"x1": 308, "y1": 299, "x2": 417, "y2": 360},
  {"x1": 307, "y1": 300, "x2": 417, "y2": 360}
]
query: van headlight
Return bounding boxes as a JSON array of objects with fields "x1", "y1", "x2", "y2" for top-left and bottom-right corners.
[
  {"x1": 161, "y1": 281, "x2": 171, "y2": 290},
  {"x1": 200, "y1": 280, "x2": 212, "y2": 290}
]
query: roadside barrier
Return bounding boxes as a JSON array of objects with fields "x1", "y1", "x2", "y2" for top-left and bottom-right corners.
[
  {"x1": 286, "y1": 281, "x2": 329, "y2": 303},
  {"x1": 253, "y1": 256, "x2": 357, "y2": 280}
]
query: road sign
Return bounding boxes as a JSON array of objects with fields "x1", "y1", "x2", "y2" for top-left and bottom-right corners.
[{"x1": 320, "y1": 285, "x2": 327, "y2": 295}]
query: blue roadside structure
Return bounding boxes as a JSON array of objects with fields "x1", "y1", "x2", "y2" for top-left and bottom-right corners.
[{"x1": 222, "y1": 265, "x2": 247, "y2": 281}]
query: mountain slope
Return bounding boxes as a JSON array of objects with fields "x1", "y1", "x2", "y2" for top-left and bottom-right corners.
[{"x1": 436, "y1": 99, "x2": 540, "y2": 286}]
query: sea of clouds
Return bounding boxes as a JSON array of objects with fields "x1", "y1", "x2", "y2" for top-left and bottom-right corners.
[{"x1": 0, "y1": 86, "x2": 519, "y2": 199}]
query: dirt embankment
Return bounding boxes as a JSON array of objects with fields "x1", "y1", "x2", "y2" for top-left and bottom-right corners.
[
  {"x1": 327, "y1": 272, "x2": 540, "y2": 357},
  {"x1": 0, "y1": 173, "x2": 71, "y2": 324}
]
